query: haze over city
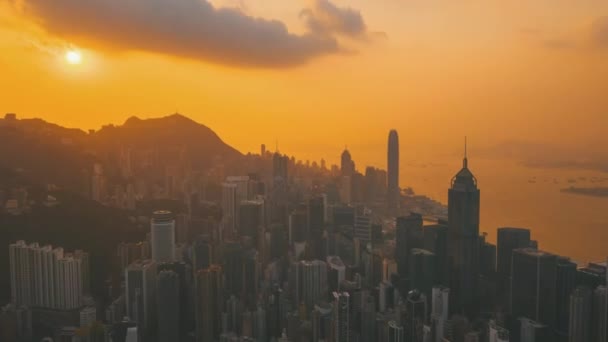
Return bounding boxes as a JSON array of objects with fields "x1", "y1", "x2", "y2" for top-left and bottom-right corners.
[{"x1": 0, "y1": 1, "x2": 607, "y2": 342}]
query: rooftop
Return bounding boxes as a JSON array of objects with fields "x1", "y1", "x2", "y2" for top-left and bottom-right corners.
[
  {"x1": 514, "y1": 247, "x2": 555, "y2": 258},
  {"x1": 152, "y1": 210, "x2": 174, "y2": 222}
]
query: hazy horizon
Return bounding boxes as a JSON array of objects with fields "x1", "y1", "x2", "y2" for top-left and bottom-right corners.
[
  {"x1": 2, "y1": 0, "x2": 608, "y2": 167},
  {"x1": 5, "y1": 111, "x2": 608, "y2": 264}
]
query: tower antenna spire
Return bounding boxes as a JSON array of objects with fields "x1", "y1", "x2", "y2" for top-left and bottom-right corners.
[{"x1": 463, "y1": 136, "x2": 468, "y2": 168}]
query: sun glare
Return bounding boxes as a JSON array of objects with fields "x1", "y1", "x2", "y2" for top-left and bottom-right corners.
[{"x1": 65, "y1": 50, "x2": 82, "y2": 65}]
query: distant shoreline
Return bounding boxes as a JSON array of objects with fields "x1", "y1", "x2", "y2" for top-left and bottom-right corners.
[{"x1": 561, "y1": 186, "x2": 608, "y2": 198}]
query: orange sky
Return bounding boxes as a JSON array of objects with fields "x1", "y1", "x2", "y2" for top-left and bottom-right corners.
[{"x1": 1, "y1": 0, "x2": 607, "y2": 167}]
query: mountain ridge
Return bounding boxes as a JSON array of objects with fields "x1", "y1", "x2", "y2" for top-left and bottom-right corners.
[{"x1": 0, "y1": 112, "x2": 243, "y2": 190}]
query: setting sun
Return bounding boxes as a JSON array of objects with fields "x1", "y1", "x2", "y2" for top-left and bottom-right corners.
[{"x1": 65, "y1": 50, "x2": 81, "y2": 64}]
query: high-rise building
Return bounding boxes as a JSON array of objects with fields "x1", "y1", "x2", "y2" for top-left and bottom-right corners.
[
  {"x1": 333, "y1": 292, "x2": 350, "y2": 342},
  {"x1": 569, "y1": 286, "x2": 592, "y2": 342},
  {"x1": 225, "y1": 294, "x2": 244, "y2": 336},
  {"x1": 364, "y1": 166, "x2": 387, "y2": 204},
  {"x1": 312, "y1": 302, "x2": 333, "y2": 342},
  {"x1": 489, "y1": 321, "x2": 510, "y2": 342},
  {"x1": 497, "y1": 227, "x2": 531, "y2": 296},
  {"x1": 432, "y1": 286, "x2": 449, "y2": 319},
  {"x1": 340, "y1": 149, "x2": 357, "y2": 204},
  {"x1": 223, "y1": 241, "x2": 244, "y2": 297},
  {"x1": 271, "y1": 153, "x2": 289, "y2": 225},
  {"x1": 117, "y1": 241, "x2": 150, "y2": 272},
  {"x1": 73, "y1": 250, "x2": 90, "y2": 295},
  {"x1": 396, "y1": 213, "x2": 423, "y2": 277},
  {"x1": 222, "y1": 182, "x2": 238, "y2": 234},
  {"x1": 407, "y1": 290, "x2": 427, "y2": 342},
  {"x1": 91, "y1": 162, "x2": 105, "y2": 202},
  {"x1": 222, "y1": 176, "x2": 250, "y2": 234},
  {"x1": 289, "y1": 205, "x2": 308, "y2": 244},
  {"x1": 592, "y1": 285, "x2": 607, "y2": 342},
  {"x1": 157, "y1": 270, "x2": 180, "y2": 342},
  {"x1": 192, "y1": 236, "x2": 213, "y2": 273},
  {"x1": 151, "y1": 210, "x2": 176, "y2": 263},
  {"x1": 9, "y1": 241, "x2": 52, "y2": 307},
  {"x1": 157, "y1": 262, "x2": 190, "y2": 339},
  {"x1": 253, "y1": 305, "x2": 267, "y2": 341},
  {"x1": 309, "y1": 196, "x2": 326, "y2": 258},
  {"x1": 382, "y1": 258, "x2": 398, "y2": 284},
  {"x1": 273, "y1": 153, "x2": 289, "y2": 182},
  {"x1": 351, "y1": 172, "x2": 365, "y2": 203},
  {"x1": 432, "y1": 286, "x2": 449, "y2": 342},
  {"x1": 519, "y1": 317, "x2": 551, "y2": 342},
  {"x1": 409, "y1": 249, "x2": 436, "y2": 300},
  {"x1": 175, "y1": 213, "x2": 191, "y2": 244},
  {"x1": 332, "y1": 205, "x2": 356, "y2": 228},
  {"x1": 381, "y1": 282, "x2": 397, "y2": 309},
  {"x1": 424, "y1": 224, "x2": 449, "y2": 286},
  {"x1": 341, "y1": 149, "x2": 356, "y2": 177},
  {"x1": 195, "y1": 265, "x2": 223, "y2": 342},
  {"x1": 225, "y1": 176, "x2": 251, "y2": 203},
  {"x1": 327, "y1": 256, "x2": 346, "y2": 295},
  {"x1": 556, "y1": 257, "x2": 578, "y2": 340},
  {"x1": 290, "y1": 260, "x2": 328, "y2": 312},
  {"x1": 387, "y1": 130, "x2": 400, "y2": 213},
  {"x1": 360, "y1": 293, "x2": 377, "y2": 341},
  {"x1": 465, "y1": 331, "x2": 482, "y2": 342},
  {"x1": 268, "y1": 224, "x2": 288, "y2": 261},
  {"x1": 354, "y1": 213, "x2": 372, "y2": 245},
  {"x1": 388, "y1": 320, "x2": 405, "y2": 342},
  {"x1": 447, "y1": 144, "x2": 481, "y2": 315},
  {"x1": 56, "y1": 253, "x2": 84, "y2": 310},
  {"x1": 125, "y1": 259, "x2": 157, "y2": 342},
  {"x1": 9, "y1": 241, "x2": 84, "y2": 310},
  {"x1": 575, "y1": 260, "x2": 606, "y2": 289},
  {"x1": 106, "y1": 296, "x2": 126, "y2": 324},
  {"x1": 108, "y1": 319, "x2": 137, "y2": 342},
  {"x1": 79, "y1": 306, "x2": 96, "y2": 328},
  {"x1": 238, "y1": 199, "x2": 264, "y2": 241},
  {"x1": 479, "y1": 234, "x2": 496, "y2": 277},
  {"x1": 308, "y1": 196, "x2": 325, "y2": 236},
  {"x1": 242, "y1": 248, "x2": 259, "y2": 309},
  {"x1": 511, "y1": 249, "x2": 557, "y2": 331}
]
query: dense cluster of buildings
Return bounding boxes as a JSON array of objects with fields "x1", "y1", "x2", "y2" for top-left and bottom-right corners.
[{"x1": 2, "y1": 130, "x2": 607, "y2": 342}]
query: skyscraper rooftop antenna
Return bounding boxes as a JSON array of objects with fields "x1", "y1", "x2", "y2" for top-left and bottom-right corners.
[{"x1": 463, "y1": 136, "x2": 468, "y2": 168}]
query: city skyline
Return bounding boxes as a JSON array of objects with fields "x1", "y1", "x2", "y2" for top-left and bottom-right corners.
[
  {"x1": 0, "y1": 111, "x2": 606, "y2": 264},
  {"x1": 0, "y1": 1, "x2": 607, "y2": 341},
  {"x1": 1, "y1": 115, "x2": 606, "y2": 341}
]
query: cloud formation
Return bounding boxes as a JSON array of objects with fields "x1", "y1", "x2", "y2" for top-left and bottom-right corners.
[
  {"x1": 15, "y1": 0, "x2": 373, "y2": 67},
  {"x1": 300, "y1": 0, "x2": 367, "y2": 38}
]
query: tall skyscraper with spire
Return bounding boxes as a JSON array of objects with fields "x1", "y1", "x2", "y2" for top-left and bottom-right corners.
[
  {"x1": 340, "y1": 148, "x2": 355, "y2": 177},
  {"x1": 447, "y1": 138, "x2": 480, "y2": 315},
  {"x1": 387, "y1": 130, "x2": 400, "y2": 213}
]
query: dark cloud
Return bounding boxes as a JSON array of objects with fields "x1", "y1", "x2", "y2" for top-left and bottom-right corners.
[
  {"x1": 15, "y1": 0, "x2": 374, "y2": 68},
  {"x1": 300, "y1": 0, "x2": 367, "y2": 38},
  {"x1": 591, "y1": 16, "x2": 608, "y2": 48}
]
